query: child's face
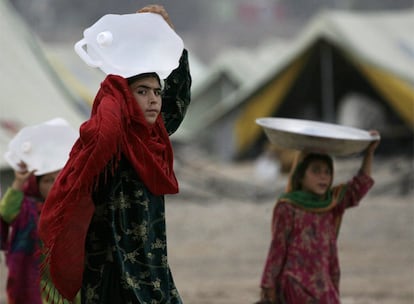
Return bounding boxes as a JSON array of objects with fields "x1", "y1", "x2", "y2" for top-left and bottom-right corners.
[
  {"x1": 129, "y1": 76, "x2": 162, "y2": 125},
  {"x1": 300, "y1": 160, "x2": 332, "y2": 196},
  {"x1": 38, "y1": 170, "x2": 60, "y2": 200}
]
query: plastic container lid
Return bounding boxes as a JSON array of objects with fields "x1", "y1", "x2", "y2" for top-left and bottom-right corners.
[
  {"x1": 74, "y1": 12, "x2": 184, "y2": 79},
  {"x1": 4, "y1": 118, "x2": 78, "y2": 176}
]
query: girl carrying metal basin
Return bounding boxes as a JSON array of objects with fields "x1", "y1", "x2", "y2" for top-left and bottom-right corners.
[{"x1": 254, "y1": 118, "x2": 380, "y2": 303}]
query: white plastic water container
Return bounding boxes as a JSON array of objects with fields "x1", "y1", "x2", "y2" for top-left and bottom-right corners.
[
  {"x1": 4, "y1": 118, "x2": 78, "y2": 176},
  {"x1": 74, "y1": 13, "x2": 184, "y2": 79}
]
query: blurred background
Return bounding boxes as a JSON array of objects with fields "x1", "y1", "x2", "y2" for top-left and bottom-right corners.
[
  {"x1": 9, "y1": 0, "x2": 414, "y2": 61},
  {"x1": 0, "y1": 0, "x2": 413, "y2": 212}
]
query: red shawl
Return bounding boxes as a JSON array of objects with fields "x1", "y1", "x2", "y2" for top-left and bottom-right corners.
[{"x1": 38, "y1": 74, "x2": 178, "y2": 301}]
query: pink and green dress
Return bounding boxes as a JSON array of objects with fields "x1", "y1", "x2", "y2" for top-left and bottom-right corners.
[
  {"x1": 0, "y1": 177, "x2": 43, "y2": 304},
  {"x1": 260, "y1": 172, "x2": 374, "y2": 303}
]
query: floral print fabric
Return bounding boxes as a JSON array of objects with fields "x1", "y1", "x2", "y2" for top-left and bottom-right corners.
[
  {"x1": 260, "y1": 173, "x2": 374, "y2": 303},
  {"x1": 81, "y1": 157, "x2": 181, "y2": 304}
]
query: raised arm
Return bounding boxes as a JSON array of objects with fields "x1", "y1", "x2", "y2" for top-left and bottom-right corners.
[
  {"x1": 137, "y1": 4, "x2": 174, "y2": 29},
  {"x1": 0, "y1": 162, "x2": 33, "y2": 223},
  {"x1": 161, "y1": 49, "x2": 192, "y2": 135},
  {"x1": 360, "y1": 130, "x2": 380, "y2": 177},
  {"x1": 137, "y1": 4, "x2": 192, "y2": 134},
  {"x1": 333, "y1": 130, "x2": 380, "y2": 212}
]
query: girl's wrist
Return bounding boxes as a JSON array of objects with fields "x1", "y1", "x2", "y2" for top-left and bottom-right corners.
[{"x1": 11, "y1": 179, "x2": 25, "y2": 190}]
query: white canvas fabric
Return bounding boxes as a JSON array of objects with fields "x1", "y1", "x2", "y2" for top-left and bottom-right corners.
[{"x1": 0, "y1": 0, "x2": 85, "y2": 170}]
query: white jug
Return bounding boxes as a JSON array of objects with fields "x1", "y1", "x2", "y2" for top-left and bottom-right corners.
[
  {"x1": 74, "y1": 13, "x2": 184, "y2": 79},
  {"x1": 4, "y1": 118, "x2": 78, "y2": 176}
]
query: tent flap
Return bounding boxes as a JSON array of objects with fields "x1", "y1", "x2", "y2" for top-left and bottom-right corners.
[
  {"x1": 234, "y1": 54, "x2": 308, "y2": 153},
  {"x1": 355, "y1": 60, "x2": 414, "y2": 129}
]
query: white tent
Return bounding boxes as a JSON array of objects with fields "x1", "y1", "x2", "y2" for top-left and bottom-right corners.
[
  {"x1": 0, "y1": 0, "x2": 87, "y2": 170},
  {"x1": 233, "y1": 9, "x2": 414, "y2": 158},
  {"x1": 173, "y1": 9, "x2": 414, "y2": 160}
]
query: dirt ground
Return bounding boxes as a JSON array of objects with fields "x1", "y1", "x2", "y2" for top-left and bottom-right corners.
[
  {"x1": 1, "y1": 157, "x2": 413, "y2": 303},
  {"x1": 165, "y1": 194, "x2": 413, "y2": 304}
]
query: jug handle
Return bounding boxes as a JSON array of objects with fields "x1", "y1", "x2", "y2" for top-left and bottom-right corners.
[{"x1": 74, "y1": 39, "x2": 102, "y2": 68}]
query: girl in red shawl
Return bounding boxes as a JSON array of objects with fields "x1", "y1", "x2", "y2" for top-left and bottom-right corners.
[
  {"x1": 38, "y1": 5, "x2": 191, "y2": 304},
  {"x1": 255, "y1": 132, "x2": 380, "y2": 304}
]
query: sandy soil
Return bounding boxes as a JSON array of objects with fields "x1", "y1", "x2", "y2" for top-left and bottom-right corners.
[
  {"x1": 165, "y1": 194, "x2": 413, "y2": 304},
  {"x1": 1, "y1": 157, "x2": 413, "y2": 303}
]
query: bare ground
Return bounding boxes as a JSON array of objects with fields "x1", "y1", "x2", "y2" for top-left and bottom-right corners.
[
  {"x1": 1, "y1": 156, "x2": 413, "y2": 303},
  {"x1": 165, "y1": 194, "x2": 413, "y2": 304}
]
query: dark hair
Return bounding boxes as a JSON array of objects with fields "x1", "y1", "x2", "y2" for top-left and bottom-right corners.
[
  {"x1": 127, "y1": 72, "x2": 161, "y2": 86},
  {"x1": 36, "y1": 175, "x2": 43, "y2": 186},
  {"x1": 291, "y1": 153, "x2": 333, "y2": 191}
]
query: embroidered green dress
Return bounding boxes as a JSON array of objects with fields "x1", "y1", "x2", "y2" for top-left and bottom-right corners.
[{"x1": 81, "y1": 50, "x2": 191, "y2": 304}]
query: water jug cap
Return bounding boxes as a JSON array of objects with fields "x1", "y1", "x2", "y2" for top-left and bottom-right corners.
[{"x1": 96, "y1": 31, "x2": 113, "y2": 47}]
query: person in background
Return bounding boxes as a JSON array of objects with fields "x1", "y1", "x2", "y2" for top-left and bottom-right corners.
[
  {"x1": 0, "y1": 119, "x2": 78, "y2": 304},
  {"x1": 38, "y1": 4, "x2": 191, "y2": 304},
  {"x1": 255, "y1": 131, "x2": 380, "y2": 304}
]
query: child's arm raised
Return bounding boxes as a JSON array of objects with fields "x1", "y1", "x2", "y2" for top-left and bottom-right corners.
[
  {"x1": 137, "y1": 4, "x2": 174, "y2": 29},
  {"x1": 360, "y1": 130, "x2": 380, "y2": 177},
  {"x1": 11, "y1": 161, "x2": 34, "y2": 191}
]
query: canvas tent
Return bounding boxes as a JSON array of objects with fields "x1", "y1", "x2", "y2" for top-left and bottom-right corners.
[
  {"x1": 174, "y1": 9, "x2": 414, "y2": 160},
  {"x1": 172, "y1": 39, "x2": 288, "y2": 142},
  {"x1": 43, "y1": 43, "x2": 207, "y2": 108},
  {"x1": 0, "y1": 0, "x2": 87, "y2": 170},
  {"x1": 235, "y1": 9, "x2": 414, "y2": 158}
]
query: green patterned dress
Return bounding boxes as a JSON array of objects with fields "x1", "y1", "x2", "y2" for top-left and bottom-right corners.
[{"x1": 81, "y1": 50, "x2": 191, "y2": 304}]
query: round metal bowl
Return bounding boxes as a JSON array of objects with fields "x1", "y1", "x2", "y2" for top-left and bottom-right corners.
[{"x1": 256, "y1": 117, "x2": 380, "y2": 156}]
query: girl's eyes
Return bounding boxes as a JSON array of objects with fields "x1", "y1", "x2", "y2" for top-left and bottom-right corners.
[
  {"x1": 41, "y1": 178, "x2": 55, "y2": 184},
  {"x1": 310, "y1": 166, "x2": 331, "y2": 175},
  {"x1": 136, "y1": 89, "x2": 162, "y2": 96}
]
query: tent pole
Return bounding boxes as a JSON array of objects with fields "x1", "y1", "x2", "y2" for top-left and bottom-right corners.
[{"x1": 320, "y1": 43, "x2": 335, "y2": 122}]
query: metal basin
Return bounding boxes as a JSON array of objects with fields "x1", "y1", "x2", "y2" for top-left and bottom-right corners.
[{"x1": 256, "y1": 117, "x2": 380, "y2": 156}]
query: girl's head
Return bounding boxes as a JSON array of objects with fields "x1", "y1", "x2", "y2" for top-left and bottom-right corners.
[
  {"x1": 128, "y1": 73, "x2": 162, "y2": 125},
  {"x1": 36, "y1": 170, "x2": 60, "y2": 200},
  {"x1": 291, "y1": 153, "x2": 333, "y2": 196},
  {"x1": 22, "y1": 170, "x2": 60, "y2": 201}
]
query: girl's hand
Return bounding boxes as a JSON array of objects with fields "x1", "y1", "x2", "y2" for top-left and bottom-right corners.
[
  {"x1": 137, "y1": 4, "x2": 174, "y2": 29},
  {"x1": 366, "y1": 130, "x2": 380, "y2": 154},
  {"x1": 12, "y1": 161, "x2": 35, "y2": 190},
  {"x1": 260, "y1": 287, "x2": 277, "y2": 303}
]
